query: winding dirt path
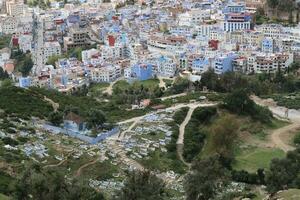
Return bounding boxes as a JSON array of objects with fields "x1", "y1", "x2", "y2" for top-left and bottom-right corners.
[
  {"x1": 103, "y1": 77, "x2": 124, "y2": 96},
  {"x1": 252, "y1": 95, "x2": 300, "y2": 152},
  {"x1": 43, "y1": 151, "x2": 73, "y2": 169},
  {"x1": 75, "y1": 158, "x2": 98, "y2": 177},
  {"x1": 176, "y1": 103, "x2": 217, "y2": 167},
  {"x1": 44, "y1": 96, "x2": 59, "y2": 112},
  {"x1": 270, "y1": 123, "x2": 300, "y2": 152}
]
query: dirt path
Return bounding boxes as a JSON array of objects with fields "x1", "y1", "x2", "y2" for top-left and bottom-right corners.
[
  {"x1": 118, "y1": 121, "x2": 138, "y2": 140},
  {"x1": 75, "y1": 158, "x2": 98, "y2": 177},
  {"x1": 270, "y1": 123, "x2": 300, "y2": 152},
  {"x1": 44, "y1": 96, "x2": 59, "y2": 112},
  {"x1": 114, "y1": 101, "x2": 218, "y2": 171},
  {"x1": 103, "y1": 77, "x2": 123, "y2": 96},
  {"x1": 158, "y1": 77, "x2": 166, "y2": 89},
  {"x1": 43, "y1": 151, "x2": 73, "y2": 169},
  {"x1": 160, "y1": 93, "x2": 187, "y2": 101},
  {"x1": 176, "y1": 103, "x2": 217, "y2": 167},
  {"x1": 176, "y1": 106, "x2": 196, "y2": 168},
  {"x1": 177, "y1": 106, "x2": 196, "y2": 145},
  {"x1": 252, "y1": 95, "x2": 300, "y2": 152}
]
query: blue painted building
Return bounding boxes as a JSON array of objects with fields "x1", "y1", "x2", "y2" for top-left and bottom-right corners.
[
  {"x1": 131, "y1": 64, "x2": 154, "y2": 81},
  {"x1": 19, "y1": 77, "x2": 31, "y2": 88},
  {"x1": 262, "y1": 38, "x2": 274, "y2": 53},
  {"x1": 191, "y1": 57, "x2": 210, "y2": 73},
  {"x1": 214, "y1": 53, "x2": 237, "y2": 74}
]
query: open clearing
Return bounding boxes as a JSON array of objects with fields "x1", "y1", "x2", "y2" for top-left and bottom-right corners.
[{"x1": 233, "y1": 147, "x2": 285, "y2": 172}]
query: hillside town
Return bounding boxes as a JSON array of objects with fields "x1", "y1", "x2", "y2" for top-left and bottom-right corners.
[
  {"x1": 1, "y1": 0, "x2": 300, "y2": 200},
  {"x1": 0, "y1": 0, "x2": 299, "y2": 91}
]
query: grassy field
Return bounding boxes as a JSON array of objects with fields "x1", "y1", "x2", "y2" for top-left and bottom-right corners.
[
  {"x1": 113, "y1": 79, "x2": 159, "y2": 91},
  {"x1": 140, "y1": 79, "x2": 159, "y2": 90},
  {"x1": 276, "y1": 189, "x2": 300, "y2": 200},
  {"x1": 113, "y1": 80, "x2": 131, "y2": 91},
  {"x1": 233, "y1": 147, "x2": 285, "y2": 172}
]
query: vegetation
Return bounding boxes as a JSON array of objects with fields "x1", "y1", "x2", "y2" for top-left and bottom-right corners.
[
  {"x1": 0, "y1": 35, "x2": 11, "y2": 49},
  {"x1": 139, "y1": 109, "x2": 190, "y2": 174},
  {"x1": 234, "y1": 147, "x2": 285, "y2": 173},
  {"x1": 0, "y1": 86, "x2": 53, "y2": 119},
  {"x1": 184, "y1": 155, "x2": 229, "y2": 200},
  {"x1": 202, "y1": 114, "x2": 239, "y2": 159},
  {"x1": 114, "y1": 170, "x2": 168, "y2": 200},
  {"x1": 30, "y1": 87, "x2": 148, "y2": 122},
  {"x1": 183, "y1": 107, "x2": 217, "y2": 162},
  {"x1": 266, "y1": 148, "x2": 300, "y2": 194},
  {"x1": 11, "y1": 49, "x2": 34, "y2": 77},
  {"x1": 0, "y1": 68, "x2": 9, "y2": 80},
  {"x1": 262, "y1": 93, "x2": 300, "y2": 109},
  {"x1": 48, "y1": 111, "x2": 64, "y2": 126},
  {"x1": 294, "y1": 132, "x2": 300, "y2": 145},
  {"x1": 112, "y1": 79, "x2": 162, "y2": 105},
  {"x1": 86, "y1": 109, "x2": 106, "y2": 130},
  {"x1": 13, "y1": 164, "x2": 105, "y2": 200},
  {"x1": 0, "y1": 171, "x2": 14, "y2": 196},
  {"x1": 223, "y1": 89, "x2": 273, "y2": 124}
]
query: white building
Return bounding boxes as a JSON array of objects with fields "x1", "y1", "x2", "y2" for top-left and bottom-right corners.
[
  {"x1": 1, "y1": 16, "x2": 18, "y2": 34},
  {"x1": 18, "y1": 34, "x2": 32, "y2": 52},
  {"x1": 90, "y1": 65, "x2": 121, "y2": 83},
  {"x1": 254, "y1": 53, "x2": 294, "y2": 74},
  {"x1": 6, "y1": 0, "x2": 25, "y2": 16},
  {"x1": 0, "y1": 48, "x2": 11, "y2": 68},
  {"x1": 156, "y1": 56, "x2": 176, "y2": 77},
  {"x1": 43, "y1": 41, "x2": 62, "y2": 65}
]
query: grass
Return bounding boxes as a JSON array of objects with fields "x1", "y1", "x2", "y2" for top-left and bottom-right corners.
[
  {"x1": 233, "y1": 147, "x2": 285, "y2": 172},
  {"x1": 113, "y1": 79, "x2": 159, "y2": 92},
  {"x1": 89, "y1": 83, "x2": 110, "y2": 92},
  {"x1": 163, "y1": 79, "x2": 173, "y2": 87},
  {"x1": 139, "y1": 150, "x2": 187, "y2": 174},
  {"x1": 140, "y1": 79, "x2": 159, "y2": 90},
  {"x1": 80, "y1": 160, "x2": 119, "y2": 180},
  {"x1": 0, "y1": 35, "x2": 11, "y2": 49},
  {"x1": 0, "y1": 86, "x2": 53, "y2": 119},
  {"x1": 161, "y1": 91, "x2": 224, "y2": 108},
  {"x1": 0, "y1": 194, "x2": 10, "y2": 200},
  {"x1": 276, "y1": 189, "x2": 300, "y2": 200},
  {"x1": 261, "y1": 93, "x2": 300, "y2": 109},
  {"x1": 113, "y1": 80, "x2": 131, "y2": 91}
]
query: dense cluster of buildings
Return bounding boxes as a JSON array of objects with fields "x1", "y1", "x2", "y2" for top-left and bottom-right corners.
[{"x1": 0, "y1": 0, "x2": 300, "y2": 92}]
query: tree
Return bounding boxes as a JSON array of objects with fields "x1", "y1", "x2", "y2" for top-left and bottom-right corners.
[
  {"x1": 223, "y1": 89, "x2": 254, "y2": 115},
  {"x1": 0, "y1": 68, "x2": 9, "y2": 80},
  {"x1": 210, "y1": 115, "x2": 239, "y2": 158},
  {"x1": 184, "y1": 156, "x2": 229, "y2": 200},
  {"x1": 11, "y1": 50, "x2": 33, "y2": 77},
  {"x1": 48, "y1": 111, "x2": 63, "y2": 126},
  {"x1": 0, "y1": 79, "x2": 13, "y2": 88},
  {"x1": 265, "y1": 148, "x2": 300, "y2": 194},
  {"x1": 86, "y1": 109, "x2": 106, "y2": 130},
  {"x1": 19, "y1": 55, "x2": 34, "y2": 77},
  {"x1": 224, "y1": 89, "x2": 273, "y2": 123},
  {"x1": 200, "y1": 68, "x2": 218, "y2": 91},
  {"x1": 46, "y1": 55, "x2": 63, "y2": 67},
  {"x1": 267, "y1": 0, "x2": 279, "y2": 9},
  {"x1": 114, "y1": 170, "x2": 168, "y2": 200},
  {"x1": 13, "y1": 164, "x2": 105, "y2": 200}
]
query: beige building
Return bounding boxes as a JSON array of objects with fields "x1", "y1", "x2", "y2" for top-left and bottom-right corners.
[
  {"x1": 6, "y1": 0, "x2": 25, "y2": 16},
  {"x1": 63, "y1": 27, "x2": 91, "y2": 51}
]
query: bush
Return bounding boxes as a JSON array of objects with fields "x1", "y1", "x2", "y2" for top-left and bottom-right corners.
[
  {"x1": 294, "y1": 132, "x2": 300, "y2": 145},
  {"x1": 2, "y1": 137, "x2": 18, "y2": 146}
]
